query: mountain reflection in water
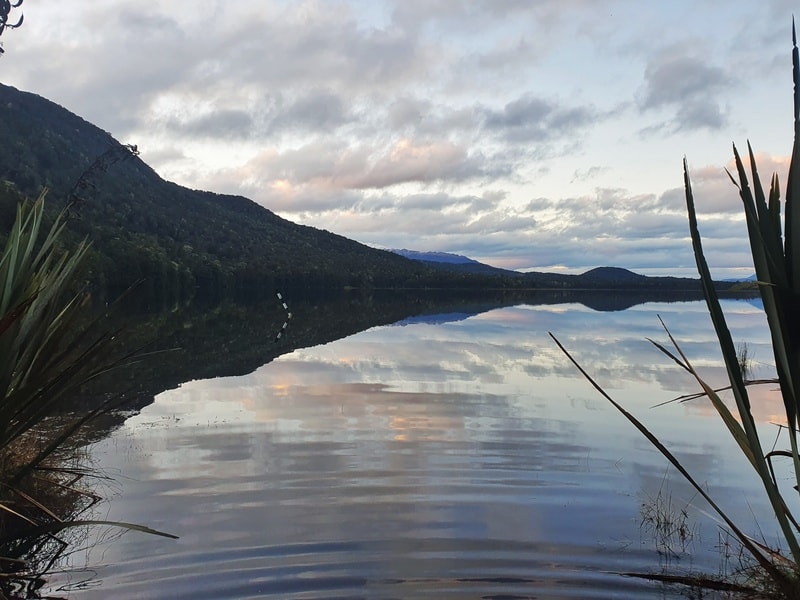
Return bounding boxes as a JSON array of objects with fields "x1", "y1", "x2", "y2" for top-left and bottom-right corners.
[{"x1": 46, "y1": 292, "x2": 780, "y2": 599}]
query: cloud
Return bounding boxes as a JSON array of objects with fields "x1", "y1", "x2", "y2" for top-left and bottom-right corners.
[
  {"x1": 270, "y1": 89, "x2": 352, "y2": 134},
  {"x1": 571, "y1": 166, "x2": 609, "y2": 183},
  {"x1": 160, "y1": 88, "x2": 357, "y2": 142},
  {"x1": 165, "y1": 109, "x2": 255, "y2": 140},
  {"x1": 185, "y1": 134, "x2": 517, "y2": 209},
  {"x1": 271, "y1": 178, "x2": 755, "y2": 276},
  {"x1": 357, "y1": 191, "x2": 496, "y2": 214},
  {"x1": 482, "y1": 94, "x2": 597, "y2": 143},
  {"x1": 6, "y1": 1, "x2": 429, "y2": 133},
  {"x1": 640, "y1": 50, "x2": 733, "y2": 131},
  {"x1": 345, "y1": 139, "x2": 473, "y2": 189},
  {"x1": 1, "y1": 0, "x2": 785, "y2": 279},
  {"x1": 197, "y1": 3, "x2": 430, "y2": 94}
]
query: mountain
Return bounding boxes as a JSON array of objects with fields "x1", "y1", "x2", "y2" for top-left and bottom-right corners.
[
  {"x1": 576, "y1": 266, "x2": 646, "y2": 283},
  {"x1": 392, "y1": 250, "x2": 706, "y2": 292},
  {"x1": 0, "y1": 83, "x2": 714, "y2": 299},
  {"x1": 723, "y1": 274, "x2": 757, "y2": 282},
  {"x1": 391, "y1": 249, "x2": 524, "y2": 278},
  {"x1": 391, "y1": 249, "x2": 481, "y2": 265}
]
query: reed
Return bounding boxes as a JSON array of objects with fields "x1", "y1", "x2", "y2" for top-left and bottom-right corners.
[{"x1": 552, "y1": 22, "x2": 800, "y2": 597}]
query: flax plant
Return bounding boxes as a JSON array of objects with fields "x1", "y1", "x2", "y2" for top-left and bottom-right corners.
[
  {"x1": 552, "y1": 23, "x2": 800, "y2": 596},
  {"x1": 0, "y1": 10, "x2": 173, "y2": 590},
  {"x1": 0, "y1": 190, "x2": 176, "y2": 586},
  {"x1": 0, "y1": 190, "x2": 123, "y2": 478}
]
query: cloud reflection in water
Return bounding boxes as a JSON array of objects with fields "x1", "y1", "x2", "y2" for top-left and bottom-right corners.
[{"x1": 56, "y1": 298, "x2": 784, "y2": 599}]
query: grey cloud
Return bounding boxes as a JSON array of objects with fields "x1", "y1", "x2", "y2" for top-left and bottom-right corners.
[
  {"x1": 167, "y1": 109, "x2": 254, "y2": 139},
  {"x1": 6, "y1": 1, "x2": 429, "y2": 136},
  {"x1": 676, "y1": 98, "x2": 726, "y2": 130},
  {"x1": 485, "y1": 96, "x2": 551, "y2": 129},
  {"x1": 269, "y1": 89, "x2": 353, "y2": 134},
  {"x1": 466, "y1": 194, "x2": 500, "y2": 213},
  {"x1": 618, "y1": 211, "x2": 690, "y2": 239},
  {"x1": 280, "y1": 140, "x2": 368, "y2": 183},
  {"x1": 398, "y1": 193, "x2": 476, "y2": 211},
  {"x1": 482, "y1": 95, "x2": 596, "y2": 143},
  {"x1": 476, "y1": 38, "x2": 539, "y2": 71},
  {"x1": 657, "y1": 182, "x2": 738, "y2": 217},
  {"x1": 461, "y1": 212, "x2": 535, "y2": 235},
  {"x1": 571, "y1": 166, "x2": 608, "y2": 183},
  {"x1": 640, "y1": 52, "x2": 732, "y2": 131},
  {"x1": 390, "y1": 0, "x2": 603, "y2": 34},
  {"x1": 359, "y1": 193, "x2": 458, "y2": 213},
  {"x1": 218, "y1": 5, "x2": 427, "y2": 93},
  {"x1": 352, "y1": 192, "x2": 500, "y2": 217},
  {"x1": 525, "y1": 197, "x2": 552, "y2": 211},
  {"x1": 7, "y1": 1, "x2": 600, "y2": 193},
  {"x1": 387, "y1": 97, "x2": 432, "y2": 131},
  {"x1": 109, "y1": 5, "x2": 184, "y2": 38},
  {"x1": 521, "y1": 237, "x2": 698, "y2": 272},
  {"x1": 5, "y1": 4, "x2": 213, "y2": 134},
  {"x1": 642, "y1": 56, "x2": 728, "y2": 107},
  {"x1": 383, "y1": 97, "x2": 483, "y2": 142}
]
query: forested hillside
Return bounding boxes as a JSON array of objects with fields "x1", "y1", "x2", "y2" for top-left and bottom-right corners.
[{"x1": 0, "y1": 83, "x2": 707, "y2": 300}]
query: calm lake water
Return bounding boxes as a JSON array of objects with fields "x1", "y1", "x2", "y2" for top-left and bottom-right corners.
[{"x1": 45, "y1": 295, "x2": 787, "y2": 599}]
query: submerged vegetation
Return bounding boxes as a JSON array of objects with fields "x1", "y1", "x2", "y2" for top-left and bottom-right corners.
[
  {"x1": 552, "y1": 22, "x2": 800, "y2": 598},
  {"x1": 639, "y1": 474, "x2": 696, "y2": 561}
]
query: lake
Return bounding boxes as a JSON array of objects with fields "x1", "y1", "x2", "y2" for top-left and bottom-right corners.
[{"x1": 43, "y1": 293, "x2": 785, "y2": 599}]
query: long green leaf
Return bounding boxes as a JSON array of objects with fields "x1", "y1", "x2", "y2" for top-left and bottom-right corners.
[
  {"x1": 549, "y1": 333, "x2": 793, "y2": 587},
  {"x1": 730, "y1": 149, "x2": 798, "y2": 433},
  {"x1": 781, "y1": 20, "x2": 800, "y2": 492},
  {"x1": 746, "y1": 143, "x2": 787, "y2": 284},
  {"x1": 685, "y1": 159, "x2": 800, "y2": 563}
]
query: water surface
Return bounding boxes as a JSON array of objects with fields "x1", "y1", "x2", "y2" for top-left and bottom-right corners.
[{"x1": 49, "y1": 297, "x2": 783, "y2": 599}]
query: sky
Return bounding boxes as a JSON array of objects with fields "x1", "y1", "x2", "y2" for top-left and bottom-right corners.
[{"x1": 1, "y1": 0, "x2": 797, "y2": 278}]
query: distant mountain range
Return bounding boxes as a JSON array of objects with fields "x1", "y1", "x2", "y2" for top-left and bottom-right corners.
[
  {"x1": 391, "y1": 249, "x2": 482, "y2": 265},
  {"x1": 392, "y1": 250, "x2": 655, "y2": 283},
  {"x1": 0, "y1": 82, "x2": 718, "y2": 300},
  {"x1": 723, "y1": 274, "x2": 757, "y2": 282},
  {"x1": 390, "y1": 249, "x2": 518, "y2": 277}
]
